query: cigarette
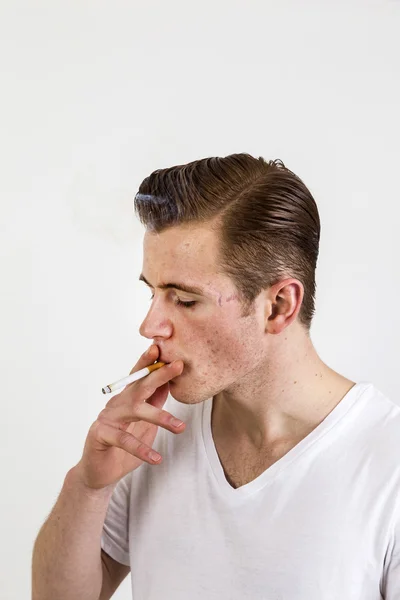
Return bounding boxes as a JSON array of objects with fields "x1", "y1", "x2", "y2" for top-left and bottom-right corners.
[{"x1": 101, "y1": 361, "x2": 166, "y2": 394}]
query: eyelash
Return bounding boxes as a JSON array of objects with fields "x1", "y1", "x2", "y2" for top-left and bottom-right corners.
[{"x1": 149, "y1": 294, "x2": 196, "y2": 309}]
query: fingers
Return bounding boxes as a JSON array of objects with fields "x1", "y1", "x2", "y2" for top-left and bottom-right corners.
[
  {"x1": 145, "y1": 382, "x2": 170, "y2": 409},
  {"x1": 102, "y1": 348, "x2": 185, "y2": 433},
  {"x1": 98, "y1": 401, "x2": 186, "y2": 434},
  {"x1": 95, "y1": 421, "x2": 163, "y2": 464},
  {"x1": 106, "y1": 356, "x2": 183, "y2": 408},
  {"x1": 129, "y1": 344, "x2": 160, "y2": 376},
  {"x1": 136, "y1": 359, "x2": 184, "y2": 400}
]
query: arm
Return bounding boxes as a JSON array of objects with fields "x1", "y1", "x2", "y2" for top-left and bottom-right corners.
[
  {"x1": 32, "y1": 465, "x2": 116, "y2": 600},
  {"x1": 32, "y1": 347, "x2": 184, "y2": 600},
  {"x1": 381, "y1": 498, "x2": 400, "y2": 598},
  {"x1": 99, "y1": 550, "x2": 130, "y2": 600}
]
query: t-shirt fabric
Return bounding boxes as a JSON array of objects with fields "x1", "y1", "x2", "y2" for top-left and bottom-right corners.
[{"x1": 100, "y1": 381, "x2": 400, "y2": 599}]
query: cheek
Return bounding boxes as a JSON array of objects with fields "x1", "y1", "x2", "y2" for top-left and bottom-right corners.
[
  {"x1": 184, "y1": 304, "x2": 261, "y2": 368},
  {"x1": 200, "y1": 321, "x2": 257, "y2": 373}
]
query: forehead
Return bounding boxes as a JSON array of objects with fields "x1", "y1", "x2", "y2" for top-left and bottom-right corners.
[
  {"x1": 142, "y1": 225, "x2": 228, "y2": 296},
  {"x1": 144, "y1": 224, "x2": 215, "y2": 254},
  {"x1": 143, "y1": 225, "x2": 216, "y2": 269}
]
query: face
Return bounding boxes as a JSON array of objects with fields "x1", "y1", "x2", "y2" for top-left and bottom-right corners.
[{"x1": 139, "y1": 224, "x2": 268, "y2": 405}]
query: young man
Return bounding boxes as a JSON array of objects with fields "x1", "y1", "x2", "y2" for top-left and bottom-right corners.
[{"x1": 32, "y1": 154, "x2": 400, "y2": 599}]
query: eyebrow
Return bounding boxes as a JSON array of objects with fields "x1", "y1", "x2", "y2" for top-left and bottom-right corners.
[{"x1": 139, "y1": 274, "x2": 205, "y2": 296}]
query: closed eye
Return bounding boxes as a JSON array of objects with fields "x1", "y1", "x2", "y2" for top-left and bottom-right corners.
[{"x1": 149, "y1": 294, "x2": 196, "y2": 308}]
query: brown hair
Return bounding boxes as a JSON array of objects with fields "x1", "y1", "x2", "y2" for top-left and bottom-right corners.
[{"x1": 134, "y1": 153, "x2": 320, "y2": 331}]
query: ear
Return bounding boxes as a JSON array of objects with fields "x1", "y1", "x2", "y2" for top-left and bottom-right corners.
[{"x1": 265, "y1": 278, "x2": 304, "y2": 334}]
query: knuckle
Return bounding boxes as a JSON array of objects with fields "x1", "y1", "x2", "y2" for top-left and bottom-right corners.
[
  {"x1": 105, "y1": 396, "x2": 118, "y2": 408},
  {"x1": 160, "y1": 409, "x2": 174, "y2": 425},
  {"x1": 89, "y1": 419, "x2": 101, "y2": 434},
  {"x1": 98, "y1": 408, "x2": 111, "y2": 422},
  {"x1": 117, "y1": 430, "x2": 135, "y2": 448},
  {"x1": 89, "y1": 419, "x2": 106, "y2": 440},
  {"x1": 135, "y1": 441, "x2": 150, "y2": 456}
]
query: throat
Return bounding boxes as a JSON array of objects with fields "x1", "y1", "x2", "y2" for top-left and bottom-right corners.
[
  {"x1": 213, "y1": 437, "x2": 299, "y2": 489},
  {"x1": 210, "y1": 377, "x2": 356, "y2": 489},
  {"x1": 210, "y1": 397, "x2": 320, "y2": 489},
  {"x1": 211, "y1": 405, "x2": 302, "y2": 488}
]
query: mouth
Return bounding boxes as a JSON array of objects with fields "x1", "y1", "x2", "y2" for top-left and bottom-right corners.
[
  {"x1": 159, "y1": 355, "x2": 180, "y2": 365},
  {"x1": 159, "y1": 358, "x2": 172, "y2": 366}
]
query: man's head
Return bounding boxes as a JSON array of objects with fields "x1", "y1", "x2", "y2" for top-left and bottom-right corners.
[{"x1": 134, "y1": 153, "x2": 321, "y2": 404}]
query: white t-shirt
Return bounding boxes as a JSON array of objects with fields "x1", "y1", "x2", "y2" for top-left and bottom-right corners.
[{"x1": 101, "y1": 381, "x2": 400, "y2": 599}]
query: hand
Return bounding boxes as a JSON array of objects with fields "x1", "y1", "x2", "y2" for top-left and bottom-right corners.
[{"x1": 74, "y1": 345, "x2": 185, "y2": 491}]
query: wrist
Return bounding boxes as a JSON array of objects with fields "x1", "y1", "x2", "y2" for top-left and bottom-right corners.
[{"x1": 66, "y1": 464, "x2": 116, "y2": 501}]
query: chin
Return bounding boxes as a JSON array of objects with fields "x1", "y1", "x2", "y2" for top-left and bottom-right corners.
[{"x1": 168, "y1": 381, "x2": 213, "y2": 405}]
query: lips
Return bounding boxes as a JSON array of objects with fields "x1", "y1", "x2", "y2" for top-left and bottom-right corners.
[
  {"x1": 159, "y1": 356, "x2": 185, "y2": 368},
  {"x1": 159, "y1": 356, "x2": 172, "y2": 364},
  {"x1": 157, "y1": 348, "x2": 182, "y2": 365}
]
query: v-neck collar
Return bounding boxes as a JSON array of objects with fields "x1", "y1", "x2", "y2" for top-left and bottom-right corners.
[{"x1": 201, "y1": 381, "x2": 373, "y2": 503}]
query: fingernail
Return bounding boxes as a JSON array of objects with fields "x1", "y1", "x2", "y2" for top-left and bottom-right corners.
[{"x1": 149, "y1": 450, "x2": 162, "y2": 462}]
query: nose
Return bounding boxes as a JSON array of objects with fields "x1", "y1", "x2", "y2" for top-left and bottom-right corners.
[{"x1": 139, "y1": 301, "x2": 173, "y2": 340}]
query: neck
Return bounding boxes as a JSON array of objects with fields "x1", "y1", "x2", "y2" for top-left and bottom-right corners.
[{"x1": 212, "y1": 325, "x2": 355, "y2": 450}]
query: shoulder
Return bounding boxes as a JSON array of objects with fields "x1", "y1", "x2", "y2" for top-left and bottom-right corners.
[
  {"x1": 355, "y1": 382, "x2": 400, "y2": 471},
  {"x1": 361, "y1": 383, "x2": 400, "y2": 434}
]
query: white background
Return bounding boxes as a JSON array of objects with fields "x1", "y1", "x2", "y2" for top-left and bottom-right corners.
[{"x1": 1, "y1": 1, "x2": 399, "y2": 598}]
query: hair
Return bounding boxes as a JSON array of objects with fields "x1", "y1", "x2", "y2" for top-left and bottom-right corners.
[{"x1": 133, "y1": 153, "x2": 321, "y2": 331}]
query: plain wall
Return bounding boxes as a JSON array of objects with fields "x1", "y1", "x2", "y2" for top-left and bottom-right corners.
[{"x1": 1, "y1": 1, "x2": 399, "y2": 598}]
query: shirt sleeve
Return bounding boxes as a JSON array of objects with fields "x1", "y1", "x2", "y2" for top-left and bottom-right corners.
[
  {"x1": 381, "y1": 497, "x2": 400, "y2": 598},
  {"x1": 100, "y1": 471, "x2": 133, "y2": 567}
]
